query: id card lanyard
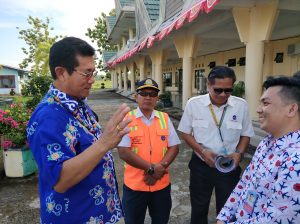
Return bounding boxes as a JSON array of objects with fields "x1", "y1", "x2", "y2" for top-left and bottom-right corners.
[{"x1": 208, "y1": 104, "x2": 227, "y2": 143}]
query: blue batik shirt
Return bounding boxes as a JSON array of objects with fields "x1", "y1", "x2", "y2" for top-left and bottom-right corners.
[{"x1": 26, "y1": 85, "x2": 123, "y2": 224}]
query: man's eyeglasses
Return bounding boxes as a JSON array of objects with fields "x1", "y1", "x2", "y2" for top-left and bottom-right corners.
[
  {"x1": 213, "y1": 88, "x2": 233, "y2": 95},
  {"x1": 74, "y1": 69, "x2": 98, "y2": 79},
  {"x1": 138, "y1": 91, "x2": 158, "y2": 97}
]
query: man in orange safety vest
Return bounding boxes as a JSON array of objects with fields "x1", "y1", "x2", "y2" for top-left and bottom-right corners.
[{"x1": 118, "y1": 78, "x2": 180, "y2": 224}]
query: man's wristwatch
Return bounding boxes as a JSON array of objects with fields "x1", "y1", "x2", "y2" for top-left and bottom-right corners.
[
  {"x1": 146, "y1": 165, "x2": 155, "y2": 175},
  {"x1": 235, "y1": 148, "x2": 244, "y2": 162}
]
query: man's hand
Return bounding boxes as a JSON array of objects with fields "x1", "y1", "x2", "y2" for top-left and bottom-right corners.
[
  {"x1": 202, "y1": 149, "x2": 217, "y2": 168},
  {"x1": 152, "y1": 163, "x2": 167, "y2": 180},
  {"x1": 226, "y1": 152, "x2": 242, "y2": 167},
  {"x1": 216, "y1": 220, "x2": 225, "y2": 224},
  {"x1": 144, "y1": 174, "x2": 157, "y2": 186},
  {"x1": 98, "y1": 103, "x2": 132, "y2": 151}
]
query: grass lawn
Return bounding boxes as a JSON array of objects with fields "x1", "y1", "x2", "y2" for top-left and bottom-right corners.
[{"x1": 92, "y1": 79, "x2": 112, "y2": 91}]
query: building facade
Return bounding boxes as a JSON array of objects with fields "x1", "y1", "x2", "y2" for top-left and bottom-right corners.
[
  {"x1": 0, "y1": 65, "x2": 28, "y2": 95},
  {"x1": 104, "y1": 0, "x2": 300, "y2": 119}
]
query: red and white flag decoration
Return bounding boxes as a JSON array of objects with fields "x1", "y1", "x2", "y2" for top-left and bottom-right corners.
[
  {"x1": 175, "y1": 11, "x2": 189, "y2": 30},
  {"x1": 166, "y1": 21, "x2": 176, "y2": 36},
  {"x1": 107, "y1": 0, "x2": 221, "y2": 68},
  {"x1": 188, "y1": 0, "x2": 205, "y2": 22},
  {"x1": 204, "y1": 0, "x2": 220, "y2": 13},
  {"x1": 138, "y1": 38, "x2": 148, "y2": 51},
  {"x1": 147, "y1": 36, "x2": 156, "y2": 48},
  {"x1": 157, "y1": 28, "x2": 168, "y2": 41}
]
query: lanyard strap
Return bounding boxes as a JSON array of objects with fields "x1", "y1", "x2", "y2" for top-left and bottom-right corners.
[{"x1": 208, "y1": 104, "x2": 227, "y2": 142}]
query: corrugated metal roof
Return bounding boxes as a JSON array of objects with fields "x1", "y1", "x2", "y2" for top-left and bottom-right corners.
[
  {"x1": 102, "y1": 51, "x2": 117, "y2": 63},
  {"x1": 107, "y1": 16, "x2": 117, "y2": 30},
  {"x1": 144, "y1": 0, "x2": 160, "y2": 22}
]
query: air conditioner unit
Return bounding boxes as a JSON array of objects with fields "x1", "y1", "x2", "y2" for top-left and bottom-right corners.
[{"x1": 287, "y1": 43, "x2": 300, "y2": 55}]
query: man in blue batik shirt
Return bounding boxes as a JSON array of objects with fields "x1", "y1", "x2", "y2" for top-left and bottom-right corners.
[{"x1": 26, "y1": 37, "x2": 131, "y2": 224}]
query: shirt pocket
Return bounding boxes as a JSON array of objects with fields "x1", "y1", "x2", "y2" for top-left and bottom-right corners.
[
  {"x1": 130, "y1": 129, "x2": 144, "y2": 147},
  {"x1": 226, "y1": 121, "x2": 242, "y2": 142},
  {"x1": 156, "y1": 129, "x2": 169, "y2": 143},
  {"x1": 192, "y1": 120, "x2": 209, "y2": 139}
]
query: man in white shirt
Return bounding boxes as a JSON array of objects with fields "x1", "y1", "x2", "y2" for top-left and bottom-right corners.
[
  {"x1": 217, "y1": 73, "x2": 300, "y2": 223},
  {"x1": 178, "y1": 66, "x2": 254, "y2": 224}
]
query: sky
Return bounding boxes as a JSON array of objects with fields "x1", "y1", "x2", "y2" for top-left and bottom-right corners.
[{"x1": 0, "y1": 0, "x2": 115, "y2": 68}]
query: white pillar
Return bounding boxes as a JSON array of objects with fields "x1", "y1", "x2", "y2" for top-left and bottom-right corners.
[
  {"x1": 149, "y1": 50, "x2": 164, "y2": 93},
  {"x1": 128, "y1": 63, "x2": 135, "y2": 92},
  {"x1": 123, "y1": 66, "x2": 128, "y2": 91},
  {"x1": 182, "y1": 57, "x2": 193, "y2": 108},
  {"x1": 174, "y1": 35, "x2": 200, "y2": 109},
  {"x1": 118, "y1": 67, "x2": 122, "y2": 90},
  {"x1": 233, "y1": 2, "x2": 278, "y2": 118}
]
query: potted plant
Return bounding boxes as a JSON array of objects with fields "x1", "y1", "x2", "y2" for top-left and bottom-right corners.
[
  {"x1": 159, "y1": 91, "x2": 173, "y2": 107},
  {"x1": 0, "y1": 103, "x2": 37, "y2": 177},
  {"x1": 232, "y1": 81, "x2": 245, "y2": 98}
]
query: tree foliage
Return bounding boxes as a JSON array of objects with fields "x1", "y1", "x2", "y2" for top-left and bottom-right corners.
[
  {"x1": 17, "y1": 16, "x2": 61, "y2": 75},
  {"x1": 21, "y1": 73, "x2": 53, "y2": 110},
  {"x1": 86, "y1": 10, "x2": 117, "y2": 71}
]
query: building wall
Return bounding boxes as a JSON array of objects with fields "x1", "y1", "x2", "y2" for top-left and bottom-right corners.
[
  {"x1": 162, "y1": 36, "x2": 300, "y2": 91},
  {"x1": 263, "y1": 36, "x2": 300, "y2": 80},
  {"x1": 0, "y1": 67, "x2": 24, "y2": 95}
]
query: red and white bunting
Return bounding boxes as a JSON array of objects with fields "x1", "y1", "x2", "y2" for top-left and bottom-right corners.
[
  {"x1": 166, "y1": 21, "x2": 176, "y2": 36},
  {"x1": 175, "y1": 11, "x2": 189, "y2": 30},
  {"x1": 188, "y1": 0, "x2": 205, "y2": 23},
  {"x1": 138, "y1": 38, "x2": 148, "y2": 51},
  {"x1": 204, "y1": 0, "x2": 220, "y2": 13},
  {"x1": 147, "y1": 36, "x2": 156, "y2": 48},
  {"x1": 157, "y1": 28, "x2": 168, "y2": 41},
  {"x1": 132, "y1": 46, "x2": 139, "y2": 54}
]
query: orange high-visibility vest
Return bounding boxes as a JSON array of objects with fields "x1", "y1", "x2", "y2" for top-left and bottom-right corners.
[{"x1": 124, "y1": 109, "x2": 170, "y2": 192}]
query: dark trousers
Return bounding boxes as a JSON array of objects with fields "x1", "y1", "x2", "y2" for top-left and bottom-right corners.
[
  {"x1": 122, "y1": 184, "x2": 172, "y2": 224},
  {"x1": 189, "y1": 153, "x2": 241, "y2": 224}
]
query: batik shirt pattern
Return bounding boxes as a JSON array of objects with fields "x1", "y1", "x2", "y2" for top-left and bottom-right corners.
[
  {"x1": 217, "y1": 130, "x2": 300, "y2": 224},
  {"x1": 26, "y1": 85, "x2": 123, "y2": 224}
]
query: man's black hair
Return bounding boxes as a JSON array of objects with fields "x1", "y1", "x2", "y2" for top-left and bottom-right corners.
[
  {"x1": 49, "y1": 37, "x2": 95, "y2": 79},
  {"x1": 207, "y1": 66, "x2": 236, "y2": 85},
  {"x1": 263, "y1": 73, "x2": 300, "y2": 112}
]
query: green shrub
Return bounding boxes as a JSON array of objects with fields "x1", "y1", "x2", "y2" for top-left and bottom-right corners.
[
  {"x1": 232, "y1": 81, "x2": 245, "y2": 98},
  {"x1": 21, "y1": 73, "x2": 52, "y2": 110}
]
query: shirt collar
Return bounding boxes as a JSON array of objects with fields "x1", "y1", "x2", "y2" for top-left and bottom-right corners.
[
  {"x1": 203, "y1": 93, "x2": 235, "y2": 107},
  {"x1": 264, "y1": 129, "x2": 300, "y2": 152},
  {"x1": 48, "y1": 84, "x2": 86, "y2": 113},
  {"x1": 136, "y1": 107, "x2": 159, "y2": 120}
]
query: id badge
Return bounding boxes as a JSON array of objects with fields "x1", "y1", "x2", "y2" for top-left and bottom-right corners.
[
  {"x1": 219, "y1": 146, "x2": 228, "y2": 155},
  {"x1": 243, "y1": 190, "x2": 258, "y2": 214}
]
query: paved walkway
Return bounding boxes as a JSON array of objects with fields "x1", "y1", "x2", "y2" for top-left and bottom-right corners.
[{"x1": 0, "y1": 90, "x2": 252, "y2": 223}]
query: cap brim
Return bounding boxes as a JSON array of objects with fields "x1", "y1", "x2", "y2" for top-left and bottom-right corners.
[{"x1": 136, "y1": 85, "x2": 160, "y2": 91}]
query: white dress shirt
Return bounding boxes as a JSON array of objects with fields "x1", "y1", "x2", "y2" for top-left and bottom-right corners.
[
  {"x1": 178, "y1": 94, "x2": 254, "y2": 155},
  {"x1": 118, "y1": 107, "x2": 181, "y2": 147}
]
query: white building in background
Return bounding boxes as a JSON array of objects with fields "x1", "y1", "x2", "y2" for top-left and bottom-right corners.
[{"x1": 0, "y1": 65, "x2": 28, "y2": 95}]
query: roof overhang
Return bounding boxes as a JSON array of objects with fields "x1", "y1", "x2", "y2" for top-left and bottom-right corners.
[{"x1": 107, "y1": 6, "x2": 136, "y2": 44}]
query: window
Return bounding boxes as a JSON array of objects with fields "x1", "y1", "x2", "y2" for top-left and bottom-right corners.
[
  {"x1": 163, "y1": 72, "x2": 172, "y2": 87},
  {"x1": 274, "y1": 53, "x2": 284, "y2": 63},
  {"x1": 237, "y1": 57, "x2": 246, "y2": 66},
  {"x1": 208, "y1": 61, "x2": 216, "y2": 69},
  {"x1": 225, "y1": 58, "x2": 236, "y2": 67},
  {"x1": 0, "y1": 75, "x2": 15, "y2": 88},
  {"x1": 194, "y1": 69, "x2": 205, "y2": 89}
]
